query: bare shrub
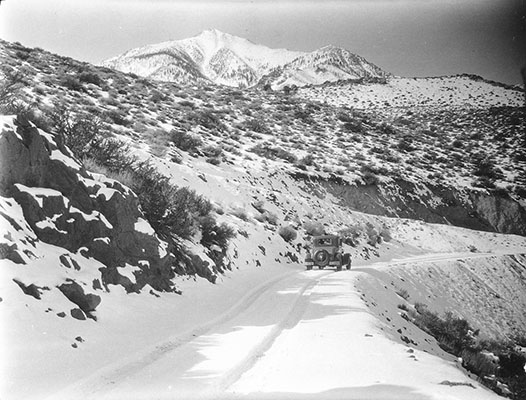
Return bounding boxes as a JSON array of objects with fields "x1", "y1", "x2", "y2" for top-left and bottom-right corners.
[
  {"x1": 129, "y1": 163, "x2": 212, "y2": 240},
  {"x1": 46, "y1": 102, "x2": 105, "y2": 159},
  {"x1": 279, "y1": 225, "x2": 297, "y2": 242},
  {"x1": 60, "y1": 74, "x2": 83, "y2": 91},
  {"x1": 250, "y1": 142, "x2": 297, "y2": 163},
  {"x1": 230, "y1": 207, "x2": 249, "y2": 221},
  {"x1": 79, "y1": 71, "x2": 102, "y2": 86},
  {"x1": 0, "y1": 67, "x2": 25, "y2": 110},
  {"x1": 199, "y1": 215, "x2": 236, "y2": 251},
  {"x1": 242, "y1": 118, "x2": 270, "y2": 134},
  {"x1": 395, "y1": 288, "x2": 410, "y2": 300},
  {"x1": 170, "y1": 130, "x2": 202, "y2": 154},
  {"x1": 304, "y1": 221, "x2": 324, "y2": 236}
]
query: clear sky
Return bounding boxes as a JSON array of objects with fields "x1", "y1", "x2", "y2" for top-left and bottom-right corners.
[{"x1": 0, "y1": 0, "x2": 524, "y2": 85}]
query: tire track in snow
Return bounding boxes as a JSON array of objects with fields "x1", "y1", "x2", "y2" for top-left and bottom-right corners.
[
  {"x1": 211, "y1": 270, "x2": 334, "y2": 394},
  {"x1": 50, "y1": 252, "x2": 522, "y2": 399},
  {"x1": 47, "y1": 268, "x2": 323, "y2": 399}
]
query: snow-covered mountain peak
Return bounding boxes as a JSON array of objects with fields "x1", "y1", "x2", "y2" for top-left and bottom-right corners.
[
  {"x1": 317, "y1": 44, "x2": 340, "y2": 51},
  {"x1": 102, "y1": 30, "x2": 388, "y2": 88},
  {"x1": 185, "y1": 29, "x2": 249, "y2": 56},
  {"x1": 194, "y1": 28, "x2": 245, "y2": 45}
]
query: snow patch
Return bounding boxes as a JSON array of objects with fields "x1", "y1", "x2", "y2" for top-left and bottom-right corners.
[
  {"x1": 134, "y1": 217, "x2": 156, "y2": 236},
  {"x1": 50, "y1": 150, "x2": 81, "y2": 171},
  {"x1": 118, "y1": 263, "x2": 141, "y2": 284},
  {"x1": 35, "y1": 214, "x2": 66, "y2": 233},
  {"x1": 0, "y1": 115, "x2": 23, "y2": 140},
  {"x1": 14, "y1": 184, "x2": 65, "y2": 208},
  {"x1": 38, "y1": 129, "x2": 58, "y2": 147},
  {"x1": 69, "y1": 206, "x2": 113, "y2": 229},
  {"x1": 93, "y1": 237, "x2": 111, "y2": 245},
  {"x1": 158, "y1": 239, "x2": 169, "y2": 259}
]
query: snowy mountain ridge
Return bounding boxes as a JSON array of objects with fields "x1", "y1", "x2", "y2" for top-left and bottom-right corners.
[{"x1": 102, "y1": 29, "x2": 388, "y2": 88}]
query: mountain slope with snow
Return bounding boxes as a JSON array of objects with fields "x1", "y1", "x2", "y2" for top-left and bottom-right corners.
[
  {"x1": 261, "y1": 45, "x2": 389, "y2": 89},
  {"x1": 102, "y1": 29, "x2": 303, "y2": 87},
  {"x1": 2, "y1": 40, "x2": 526, "y2": 400},
  {"x1": 101, "y1": 29, "x2": 388, "y2": 88},
  {"x1": 300, "y1": 75, "x2": 524, "y2": 109}
]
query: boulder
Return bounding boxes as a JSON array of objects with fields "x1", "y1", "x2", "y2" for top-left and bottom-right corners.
[
  {"x1": 0, "y1": 242, "x2": 25, "y2": 264},
  {"x1": 58, "y1": 280, "x2": 101, "y2": 317},
  {"x1": 12, "y1": 278, "x2": 42, "y2": 299},
  {"x1": 70, "y1": 308, "x2": 86, "y2": 320}
]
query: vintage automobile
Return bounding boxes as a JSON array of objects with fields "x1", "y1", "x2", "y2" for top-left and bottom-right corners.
[{"x1": 305, "y1": 235, "x2": 351, "y2": 271}]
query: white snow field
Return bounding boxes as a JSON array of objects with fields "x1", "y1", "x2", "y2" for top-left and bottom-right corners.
[{"x1": 300, "y1": 76, "x2": 524, "y2": 109}]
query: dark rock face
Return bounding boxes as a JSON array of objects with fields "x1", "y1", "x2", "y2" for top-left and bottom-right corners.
[
  {"x1": 293, "y1": 173, "x2": 526, "y2": 236},
  {"x1": 0, "y1": 115, "x2": 179, "y2": 293}
]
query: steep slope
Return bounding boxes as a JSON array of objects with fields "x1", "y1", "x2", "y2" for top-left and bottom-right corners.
[{"x1": 101, "y1": 29, "x2": 388, "y2": 88}]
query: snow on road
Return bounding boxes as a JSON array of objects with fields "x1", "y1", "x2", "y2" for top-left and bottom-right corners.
[
  {"x1": 45, "y1": 252, "x2": 512, "y2": 400},
  {"x1": 229, "y1": 270, "x2": 497, "y2": 400}
]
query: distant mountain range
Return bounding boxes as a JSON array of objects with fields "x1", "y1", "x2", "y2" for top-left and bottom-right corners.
[{"x1": 102, "y1": 29, "x2": 389, "y2": 88}]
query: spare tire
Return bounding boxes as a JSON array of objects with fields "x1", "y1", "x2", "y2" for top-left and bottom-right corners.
[{"x1": 314, "y1": 250, "x2": 329, "y2": 267}]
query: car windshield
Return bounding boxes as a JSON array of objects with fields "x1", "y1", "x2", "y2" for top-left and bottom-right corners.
[{"x1": 315, "y1": 238, "x2": 334, "y2": 246}]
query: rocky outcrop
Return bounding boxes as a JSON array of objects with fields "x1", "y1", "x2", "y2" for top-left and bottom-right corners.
[
  {"x1": 292, "y1": 172, "x2": 526, "y2": 236},
  {"x1": 0, "y1": 115, "x2": 179, "y2": 294}
]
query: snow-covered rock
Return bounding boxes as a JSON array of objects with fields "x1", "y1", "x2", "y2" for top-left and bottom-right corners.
[{"x1": 0, "y1": 115, "x2": 178, "y2": 294}]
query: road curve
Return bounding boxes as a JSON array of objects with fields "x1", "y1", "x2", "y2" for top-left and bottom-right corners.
[{"x1": 48, "y1": 251, "x2": 518, "y2": 400}]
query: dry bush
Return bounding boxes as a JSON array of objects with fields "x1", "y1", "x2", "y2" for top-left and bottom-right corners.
[
  {"x1": 279, "y1": 225, "x2": 298, "y2": 242},
  {"x1": 303, "y1": 220, "x2": 325, "y2": 236},
  {"x1": 230, "y1": 207, "x2": 249, "y2": 221}
]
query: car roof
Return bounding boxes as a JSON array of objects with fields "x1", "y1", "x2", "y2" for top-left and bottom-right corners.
[{"x1": 314, "y1": 235, "x2": 337, "y2": 239}]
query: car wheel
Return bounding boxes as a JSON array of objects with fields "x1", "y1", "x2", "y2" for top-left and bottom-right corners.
[{"x1": 314, "y1": 250, "x2": 329, "y2": 267}]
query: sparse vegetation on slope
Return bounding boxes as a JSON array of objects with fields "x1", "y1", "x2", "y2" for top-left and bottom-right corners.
[
  {"x1": 407, "y1": 303, "x2": 526, "y2": 399},
  {"x1": 0, "y1": 49, "x2": 237, "y2": 280},
  {"x1": 2, "y1": 37, "x2": 526, "y2": 400}
]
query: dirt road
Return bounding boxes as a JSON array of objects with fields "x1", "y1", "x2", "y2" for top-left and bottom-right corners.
[{"x1": 49, "y1": 252, "x2": 514, "y2": 400}]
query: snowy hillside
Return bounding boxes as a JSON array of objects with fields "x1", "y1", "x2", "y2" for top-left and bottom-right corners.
[
  {"x1": 300, "y1": 75, "x2": 524, "y2": 109},
  {"x1": 101, "y1": 29, "x2": 387, "y2": 88},
  {"x1": 2, "y1": 40, "x2": 526, "y2": 400},
  {"x1": 2, "y1": 113, "x2": 526, "y2": 400}
]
